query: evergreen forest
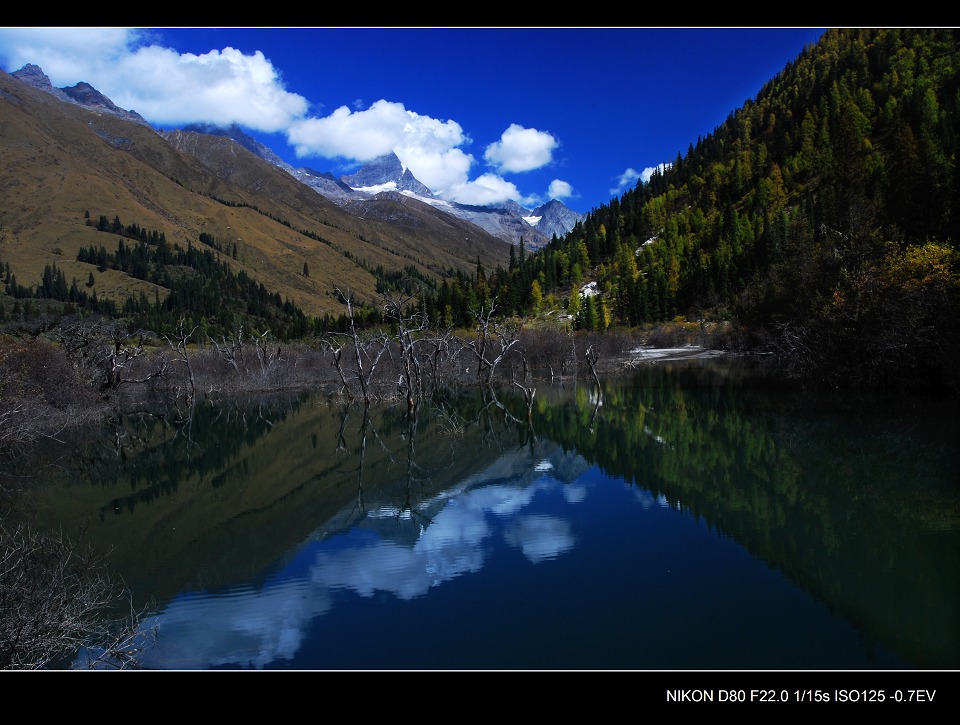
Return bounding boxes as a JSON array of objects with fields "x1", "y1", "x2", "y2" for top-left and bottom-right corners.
[{"x1": 462, "y1": 28, "x2": 960, "y2": 392}]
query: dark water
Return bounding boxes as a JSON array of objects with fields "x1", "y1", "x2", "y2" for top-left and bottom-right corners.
[{"x1": 11, "y1": 357, "x2": 959, "y2": 671}]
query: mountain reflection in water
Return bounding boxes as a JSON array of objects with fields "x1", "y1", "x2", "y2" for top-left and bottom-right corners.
[
  {"x1": 136, "y1": 447, "x2": 586, "y2": 669},
  {"x1": 10, "y1": 357, "x2": 958, "y2": 670}
]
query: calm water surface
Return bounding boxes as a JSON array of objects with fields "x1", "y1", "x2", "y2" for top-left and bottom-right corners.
[{"x1": 13, "y1": 357, "x2": 959, "y2": 670}]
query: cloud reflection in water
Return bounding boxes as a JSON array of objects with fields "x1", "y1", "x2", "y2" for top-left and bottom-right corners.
[{"x1": 133, "y1": 456, "x2": 589, "y2": 669}]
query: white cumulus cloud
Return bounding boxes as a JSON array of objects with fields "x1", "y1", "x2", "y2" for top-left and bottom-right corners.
[
  {"x1": 443, "y1": 173, "x2": 528, "y2": 206},
  {"x1": 288, "y1": 101, "x2": 408, "y2": 161},
  {"x1": 0, "y1": 28, "x2": 309, "y2": 132},
  {"x1": 288, "y1": 99, "x2": 475, "y2": 193},
  {"x1": 610, "y1": 163, "x2": 671, "y2": 196},
  {"x1": 548, "y1": 179, "x2": 573, "y2": 200},
  {"x1": 484, "y1": 123, "x2": 557, "y2": 173},
  {"x1": 641, "y1": 162, "x2": 671, "y2": 183},
  {"x1": 0, "y1": 27, "x2": 137, "y2": 73},
  {"x1": 610, "y1": 167, "x2": 641, "y2": 196},
  {"x1": 397, "y1": 145, "x2": 475, "y2": 197},
  {"x1": 115, "y1": 45, "x2": 309, "y2": 131}
]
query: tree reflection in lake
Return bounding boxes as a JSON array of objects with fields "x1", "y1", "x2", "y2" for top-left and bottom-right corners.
[{"x1": 9, "y1": 357, "x2": 959, "y2": 670}]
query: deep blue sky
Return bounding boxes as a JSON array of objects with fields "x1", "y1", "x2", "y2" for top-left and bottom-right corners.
[{"x1": 0, "y1": 27, "x2": 827, "y2": 213}]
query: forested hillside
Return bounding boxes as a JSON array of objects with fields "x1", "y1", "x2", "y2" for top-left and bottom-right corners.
[{"x1": 469, "y1": 28, "x2": 958, "y2": 392}]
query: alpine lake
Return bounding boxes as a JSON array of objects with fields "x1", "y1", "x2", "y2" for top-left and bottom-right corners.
[{"x1": 7, "y1": 352, "x2": 959, "y2": 673}]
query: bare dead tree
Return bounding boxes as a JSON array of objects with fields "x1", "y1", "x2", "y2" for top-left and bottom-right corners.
[
  {"x1": 465, "y1": 302, "x2": 496, "y2": 385},
  {"x1": 567, "y1": 327, "x2": 578, "y2": 379},
  {"x1": 512, "y1": 351, "x2": 537, "y2": 422},
  {"x1": 344, "y1": 291, "x2": 374, "y2": 404},
  {"x1": 327, "y1": 289, "x2": 391, "y2": 407},
  {"x1": 423, "y1": 329, "x2": 455, "y2": 393},
  {"x1": 105, "y1": 326, "x2": 169, "y2": 388},
  {"x1": 251, "y1": 329, "x2": 280, "y2": 379},
  {"x1": 358, "y1": 329, "x2": 392, "y2": 404},
  {"x1": 327, "y1": 337, "x2": 354, "y2": 400},
  {"x1": 381, "y1": 291, "x2": 427, "y2": 411},
  {"x1": 461, "y1": 300, "x2": 521, "y2": 386},
  {"x1": 585, "y1": 344, "x2": 602, "y2": 399},
  {"x1": 210, "y1": 323, "x2": 246, "y2": 378},
  {"x1": 52, "y1": 319, "x2": 166, "y2": 391},
  {"x1": 52, "y1": 318, "x2": 101, "y2": 366},
  {"x1": 486, "y1": 322, "x2": 521, "y2": 384},
  {"x1": 163, "y1": 316, "x2": 198, "y2": 406},
  {"x1": 207, "y1": 324, "x2": 282, "y2": 390},
  {"x1": 104, "y1": 324, "x2": 140, "y2": 389}
]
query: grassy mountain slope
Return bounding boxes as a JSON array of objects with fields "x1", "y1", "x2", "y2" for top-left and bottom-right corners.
[{"x1": 0, "y1": 69, "x2": 512, "y2": 320}]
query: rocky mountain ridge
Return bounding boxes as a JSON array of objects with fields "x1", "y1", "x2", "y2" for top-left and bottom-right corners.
[
  {"x1": 11, "y1": 62, "x2": 582, "y2": 250},
  {"x1": 11, "y1": 63, "x2": 153, "y2": 128},
  {"x1": 185, "y1": 124, "x2": 583, "y2": 249}
]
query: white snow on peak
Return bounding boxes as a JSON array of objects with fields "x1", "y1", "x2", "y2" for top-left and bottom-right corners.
[
  {"x1": 413, "y1": 195, "x2": 453, "y2": 209},
  {"x1": 352, "y1": 182, "x2": 397, "y2": 194},
  {"x1": 522, "y1": 215, "x2": 542, "y2": 226}
]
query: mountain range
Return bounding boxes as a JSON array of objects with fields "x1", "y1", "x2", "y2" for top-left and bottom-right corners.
[
  {"x1": 176, "y1": 122, "x2": 581, "y2": 248},
  {"x1": 9, "y1": 62, "x2": 154, "y2": 128},
  {"x1": 9, "y1": 64, "x2": 582, "y2": 249},
  {"x1": 1, "y1": 63, "x2": 551, "y2": 317}
]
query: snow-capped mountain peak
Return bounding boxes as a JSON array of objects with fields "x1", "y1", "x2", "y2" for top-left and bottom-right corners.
[{"x1": 328, "y1": 151, "x2": 581, "y2": 247}]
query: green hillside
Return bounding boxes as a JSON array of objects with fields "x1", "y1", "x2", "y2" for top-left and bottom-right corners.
[{"x1": 461, "y1": 28, "x2": 960, "y2": 392}]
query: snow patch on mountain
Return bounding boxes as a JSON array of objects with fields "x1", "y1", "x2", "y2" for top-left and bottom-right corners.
[{"x1": 354, "y1": 182, "x2": 399, "y2": 195}]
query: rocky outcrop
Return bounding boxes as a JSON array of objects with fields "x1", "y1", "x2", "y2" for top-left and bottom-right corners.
[
  {"x1": 530, "y1": 199, "x2": 583, "y2": 240},
  {"x1": 12, "y1": 63, "x2": 152, "y2": 127}
]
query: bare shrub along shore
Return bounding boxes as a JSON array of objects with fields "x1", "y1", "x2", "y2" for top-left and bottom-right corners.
[{"x1": 0, "y1": 309, "x2": 741, "y2": 462}]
